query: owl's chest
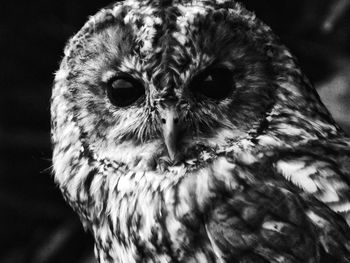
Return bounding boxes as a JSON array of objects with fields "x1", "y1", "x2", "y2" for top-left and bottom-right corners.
[{"x1": 90, "y1": 184, "x2": 218, "y2": 263}]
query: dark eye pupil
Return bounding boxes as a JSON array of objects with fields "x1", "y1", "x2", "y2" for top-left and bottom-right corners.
[
  {"x1": 107, "y1": 75, "x2": 144, "y2": 107},
  {"x1": 189, "y1": 68, "x2": 234, "y2": 100}
]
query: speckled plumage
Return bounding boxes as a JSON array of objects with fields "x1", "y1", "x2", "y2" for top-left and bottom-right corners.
[{"x1": 51, "y1": 0, "x2": 350, "y2": 262}]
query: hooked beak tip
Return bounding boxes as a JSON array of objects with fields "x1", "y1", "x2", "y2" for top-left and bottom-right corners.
[{"x1": 159, "y1": 104, "x2": 182, "y2": 164}]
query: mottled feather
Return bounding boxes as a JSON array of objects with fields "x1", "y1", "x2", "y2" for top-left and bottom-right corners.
[{"x1": 51, "y1": 0, "x2": 350, "y2": 262}]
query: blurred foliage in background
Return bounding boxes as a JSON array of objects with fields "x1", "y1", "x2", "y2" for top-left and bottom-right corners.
[{"x1": 0, "y1": 0, "x2": 349, "y2": 262}]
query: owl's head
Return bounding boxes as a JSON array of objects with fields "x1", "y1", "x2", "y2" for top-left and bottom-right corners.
[{"x1": 52, "y1": 0, "x2": 338, "y2": 170}]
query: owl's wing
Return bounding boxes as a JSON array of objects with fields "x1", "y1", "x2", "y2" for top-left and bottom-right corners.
[
  {"x1": 201, "y1": 157, "x2": 350, "y2": 262},
  {"x1": 272, "y1": 137, "x2": 350, "y2": 224}
]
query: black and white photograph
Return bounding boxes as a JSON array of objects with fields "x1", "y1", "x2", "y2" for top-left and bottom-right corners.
[{"x1": 1, "y1": 0, "x2": 350, "y2": 262}]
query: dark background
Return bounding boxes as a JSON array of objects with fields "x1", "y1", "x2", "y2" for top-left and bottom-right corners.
[{"x1": 1, "y1": 1, "x2": 349, "y2": 262}]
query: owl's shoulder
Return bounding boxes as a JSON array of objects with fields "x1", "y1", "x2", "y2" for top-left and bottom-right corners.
[{"x1": 257, "y1": 137, "x2": 350, "y2": 218}]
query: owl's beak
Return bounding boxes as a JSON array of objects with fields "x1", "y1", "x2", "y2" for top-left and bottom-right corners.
[{"x1": 159, "y1": 105, "x2": 180, "y2": 162}]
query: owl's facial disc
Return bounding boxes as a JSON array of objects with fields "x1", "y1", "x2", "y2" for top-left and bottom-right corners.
[{"x1": 56, "y1": 2, "x2": 279, "y2": 169}]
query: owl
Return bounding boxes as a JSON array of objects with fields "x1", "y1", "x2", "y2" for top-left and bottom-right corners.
[{"x1": 51, "y1": 0, "x2": 350, "y2": 262}]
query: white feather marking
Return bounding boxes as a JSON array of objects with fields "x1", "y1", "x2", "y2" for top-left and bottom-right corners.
[
  {"x1": 63, "y1": 160, "x2": 90, "y2": 199},
  {"x1": 276, "y1": 123, "x2": 307, "y2": 136},
  {"x1": 166, "y1": 214, "x2": 185, "y2": 246},
  {"x1": 313, "y1": 177, "x2": 340, "y2": 203},
  {"x1": 276, "y1": 160, "x2": 318, "y2": 193},
  {"x1": 111, "y1": 4, "x2": 123, "y2": 18},
  {"x1": 134, "y1": 13, "x2": 162, "y2": 55},
  {"x1": 216, "y1": 0, "x2": 231, "y2": 3},
  {"x1": 211, "y1": 157, "x2": 240, "y2": 190},
  {"x1": 124, "y1": 0, "x2": 141, "y2": 8},
  {"x1": 283, "y1": 49, "x2": 293, "y2": 58},
  {"x1": 172, "y1": 31, "x2": 187, "y2": 46},
  {"x1": 191, "y1": 251, "x2": 211, "y2": 263},
  {"x1": 55, "y1": 69, "x2": 69, "y2": 82},
  {"x1": 54, "y1": 146, "x2": 80, "y2": 183},
  {"x1": 205, "y1": 225, "x2": 225, "y2": 263},
  {"x1": 116, "y1": 173, "x2": 135, "y2": 192},
  {"x1": 306, "y1": 210, "x2": 327, "y2": 227},
  {"x1": 138, "y1": 193, "x2": 160, "y2": 241},
  {"x1": 330, "y1": 202, "x2": 350, "y2": 213},
  {"x1": 235, "y1": 151, "x2": 258, "y2": 165},
  {"x1": 176, "y1": 4, "x2": 208, "y2": 29},
  {"x1": 318, "y1": 187, "x2": 340, "y2": 203},
  {"x1": 262, "y1": 221, "x2": 285, "y2": 232},
  {"x1": 101, "y1": 70, "x2": 117, "y2": 83},
  {"x1": 257, "y1": 135, "x2": 283, "y2": 147},
  {"x1": 90, "y1": 173, "x2": 105, "y2": 198}
]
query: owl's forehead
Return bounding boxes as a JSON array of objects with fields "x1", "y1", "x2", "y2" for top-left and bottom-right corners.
[
  {"x1": 65, "y1": 0, "x2": 257, "y2": 90},
  {"x1": 118, "y1": 0, "x2": 215, "y2": 88},
  {"x1": 123, "y1": 0, "x2": 211, "y2": 50}
]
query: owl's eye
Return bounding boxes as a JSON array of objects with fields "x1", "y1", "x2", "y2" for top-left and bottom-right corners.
[
  {"x1": 106, "y1": 74, "x2": 144, "y2": 107},
  {"x1": 189, "y1": 68, "x2": 234, "y2": 100}
]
